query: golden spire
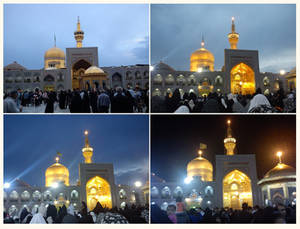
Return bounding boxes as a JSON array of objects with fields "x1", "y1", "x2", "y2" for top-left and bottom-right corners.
[
  {"x1": 201, "y1": 35, "x2": 205, "y2": 48},
  {"x1": 198, "y1": 149, "x2": 203, "y2": 157},
  {"x1": 224, "y1": 119, "x2": 236, "y2": 155},
  {"x1": 82, "y1": 130, "x2": 93, "y2": 163},
  {"x1": 228, "y1": 17, "x2": 239, "y2": 49},
  {"x1": 276, "y1": 151, "x2": 283, "y2": 164},
  {"x1": 74, "y1": 16, "x2": 84, "y2": 48}
]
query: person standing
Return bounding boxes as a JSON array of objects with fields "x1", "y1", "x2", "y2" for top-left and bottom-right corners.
[
  {"x1": 97, "y1": 90, "x2": 111, "y2": 113},
  {"x1": 4, "y1": 91, "x2": 22, "y2": 113}
]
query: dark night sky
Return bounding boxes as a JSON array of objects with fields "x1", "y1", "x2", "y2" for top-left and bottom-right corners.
[
  {"x1": 151, "y1": 4, "x2": 296, "y2": 72},
  {"x1": 4, "y1": 115, "x2": 149, "y2": 187},
  {"x1": 151, "y1": 115, "x2": 296, "y2": 182}
]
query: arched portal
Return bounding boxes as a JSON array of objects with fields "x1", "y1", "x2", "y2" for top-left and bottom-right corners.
[
  {"x1": 230, "y1": 63, "x2": 255, "y2": 95},
  {"x1": 72, "y1": 59, "x2": 92, "y2": 90},
  {"x1": 223, "y1": 170, "x2": 253, "y2": 209},
  {"x1": 86, "y1": 176, "x2": 112, "y2": 210}
]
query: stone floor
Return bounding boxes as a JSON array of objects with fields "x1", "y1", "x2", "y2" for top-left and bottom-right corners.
[{"x1": 22, "y1": 103, "x2": 70, "y2": 113}]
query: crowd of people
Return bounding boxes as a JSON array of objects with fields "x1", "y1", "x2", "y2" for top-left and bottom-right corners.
[
  {"x1": 3, "y1": 86, "x2": 149, "y2": 113},
  {"x1": 151, "y1": 202, "x2": 296, "y2": 224},
  {"x1": 4, "y1": 201, "x2": 149, "y2": 224},
  {"x1": 152, "y1": 88, "x2": 296, "y2": 113}
]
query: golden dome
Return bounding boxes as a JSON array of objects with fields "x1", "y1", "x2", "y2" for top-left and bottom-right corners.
[
  {"x1": 190, "y1": 39, "x2": 214, "y2": 72},
  {"x1": 258, "y1": 163, "x2": 296, "y2": 185},
  {"x1": 187, "y1": 156, "x2": 213, "y2": 181},
  {"x1": 45, "y1": 161, "x2": 69, "y2": 187},
  {"x1": 264, "y1": 163, "x2": 295, "y2": 179},
  {"x1": 44, "y1": 47, "x2": 65, "y2": 59},
  {"x1": 85, "y1": 66, "x2": 105, "y2": 75}
]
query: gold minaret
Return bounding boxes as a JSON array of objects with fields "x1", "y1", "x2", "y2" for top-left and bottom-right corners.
[
  {"x1": 228, "y1": 17, "x2": 239, "y2": 49},
  {"x1": 74, "y1": 16, "x2": 84, "y2": 48},
  {"x1": 224, "y1": 120, "x2": 236, "y2": 155},
  {"x1": 82, "y1": 130, "x2": 93, "y2": 163}
]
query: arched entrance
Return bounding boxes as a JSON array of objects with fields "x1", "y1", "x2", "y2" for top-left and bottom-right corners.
[
  {"x1": 72, "y1": 59, "x2": 92, "y2": 90},
  {"x1": 223, "y1": 170, "x2": 253, "y2": 209},
  {"x1": 86, "y1": 176, "x2": 112, "y2": 210},
  {"x1": 111, "y1": 72, "x2": 122, "y2": 88},
  {"x1": 230, "y1": 63, "x2": 255, "y2": 95}
]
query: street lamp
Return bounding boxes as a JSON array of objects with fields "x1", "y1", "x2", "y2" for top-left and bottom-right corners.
[
  {"x1": 280, "y1": 70, "x2": 286, "y2": 75},
  {"x1": 134, "y1": 181, "x2": 142, "y2": 187},
  {"x1": 4, "y1": 182, "x2": 10, "y2": 189},
  {"x1": 51, "y1": 182, "x2": 59, "y2": 189}
]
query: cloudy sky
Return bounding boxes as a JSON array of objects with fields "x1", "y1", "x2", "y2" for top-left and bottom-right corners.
[
  {"x1": 4, "y1": 115, "x2": 149, "y2": 187},
  {"x1": 4, "y1": 4, "x2": 149, "y2": 69},
  {"x1": 151, "y1": 4, "x2": 296, "y2": 73}
]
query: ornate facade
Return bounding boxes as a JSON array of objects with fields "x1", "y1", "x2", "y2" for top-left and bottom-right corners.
[
  {"x1": 4, "y1": 131, "x2": 148, "y2": 215},
  {"x1": 4, "y1": 18, "x2": 149, "y2": 93},
  {"x1": 151, "y1": 18, "x2": 293, "y2": 97},
  {"x1": 151, "y1": 120, "x2": 296, "y2": 210}
]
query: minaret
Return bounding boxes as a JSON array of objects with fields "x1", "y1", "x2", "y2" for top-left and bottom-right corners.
[
  {"x1": 74, "y1": 16, "x2": 84, "y2": 48},
  {"x1": 82, "y1": 130, "x2": 93, "y2": 163},
  {"x1": 224, "y1": 120, "x2": 236, "y2": 155},
  {"x1": 228, "y1": 17, "x2": 239, "y2": 49}
]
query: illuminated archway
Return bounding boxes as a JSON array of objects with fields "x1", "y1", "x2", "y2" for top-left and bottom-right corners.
[
  {"x1": 230, "y1": 63, "x2": 255, "y2": 95},
  {"x1": 223, "y1": 170, "x2": 253, "y2": 209},
  {"x1": 72, "y1": 59, "x2": 92, "y2": 90},
  {"x1": 86, "y1": 176, "x2": 112, "y2": 210}
]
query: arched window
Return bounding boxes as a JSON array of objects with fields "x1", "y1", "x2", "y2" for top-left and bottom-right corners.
[
  {"x1": 215, "y1": 75, "x2": 223, "y2": 85},
  {"x1": 44, "y1": 74, "x2": 55, "y2": 82},
  {"x1": 263, "y1": 76, "x2": 270, "y2": 86},
  {"x1": 152, "y1": 88, "x2": 161, "y2": 96},
  {"x1": 165, "y1": 74, "x2": 175, "y2": 85},
  {"x1": 32, "y1": 190, "x2": 42, "y2": 201},
  {"x1": 9, "y1": 190, "x2": 19, "y2": 201},
  {"x1": 71, "y1": 190, "x2": 79, "y2": 200},
  {"x1": 173, "y1": 186, "x2": 183, "y2": 198},
  {"x1": 161, "y1": 186, "x2": 171, "y2": 199},
  {"x1": 151, "y1": 186, "x2": 159, "y2": 198},
  {"x1": 143, "y1": 71, "x2": 149, "y2": 79},
  {"x1": 43, "y1": 190, "x2": 52, "y2": 201},
  {"x1": 153, "y1": 74, "x2": 163, "y2": 85},
  {"x1": 205, "y1": 186, "x2": 214, "y2": 196},
  {"x1": 126, "y1": 71, "x2": 132, "y2": 80},
  {"x1": 176, "y1": 74, "x2": 186, "y2": 86},
  {"x1": 119, "y1": 189, "x2": 127, "y2": 199},
  {"x1": 21, "y1": 190, "x2": 31, "y2": 201},
  {"x1": 135, "y1": 71, "x2": 141, "y2": 79}
]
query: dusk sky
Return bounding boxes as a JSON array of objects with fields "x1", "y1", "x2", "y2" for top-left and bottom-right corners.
[
  {"x1": 151, "y1": 4, "x2": 296, "y2": 73},
  {"x1": 4, "y1": 4, "x2": 149, "y2": 69},
  {"x1": 151, "y1": 115, "x2": 296, "y2": 182},
  {"x1": 4, "y1": 115, "x2": 149, "y2": 187}
]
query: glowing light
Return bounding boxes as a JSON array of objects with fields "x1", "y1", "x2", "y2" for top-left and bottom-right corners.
[
  {"x1": 135, "y1": 181, "x2": 142, "y2": 187},
  {"x1": 55, "y1": 157, "x2": 59, "y2": 163},
  {"x1": 227, "y1": 120, "x2": 231, "y2": 124},
  {"x1": 54, "y1": 200, "x2": 58, "y2": 205},
  {"x1": 198, "y1": 150, "x2": 203, "y2": 157},
  {"x1": 66, "y1": 200, "x2": 70, "y2": 204},
  {"x1": 150, "y1": 66, "x2": 154, "y2": 71},
  {"x1": 184, "y1": 177, "x2": 193, "y2": 184},
  {"x1": 197, "y1": 67, "x2": 203, "y2": 73},
  {"x1": 277, "y1": 151, "x2": 283, "y2": 163},
  {"x1": 84, "y1": 130, "x2": 88, "y2": 135},
  {"x1": 4, "y1": 182, "x2": 10, "y2": 189},
  {"x1": 232, "y1": 16, "x2": 235, "y2": 21},
  {"x1": 280, "y1": 70, "x2": 286, "y2": 75},
  {"x1": 51, "y1": 182, "x2": 59, "y2": 188}
]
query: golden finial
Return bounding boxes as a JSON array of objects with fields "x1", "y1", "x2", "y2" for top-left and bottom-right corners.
[
  {"x1": 201, "y1": 35, "x2": 205, "y2": 48},
  {"x1": 231, "y1": 17, "x2": 235, "y2": 32},
  {"x1": 198, "y1": 150, "x2": 203, "y2": 157},
  {"x1": 277, "y1": 151, "x2": 282, "y2": 164},
  {"x1": 55, "y1": 156, "x2": 59, "y2": 163},
  {"x1": 227, "y1": 120, "x2": 232, "y2": 137},
  {"x1": 84, "y1": 130, "x2": 90, "y2": 147}
]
